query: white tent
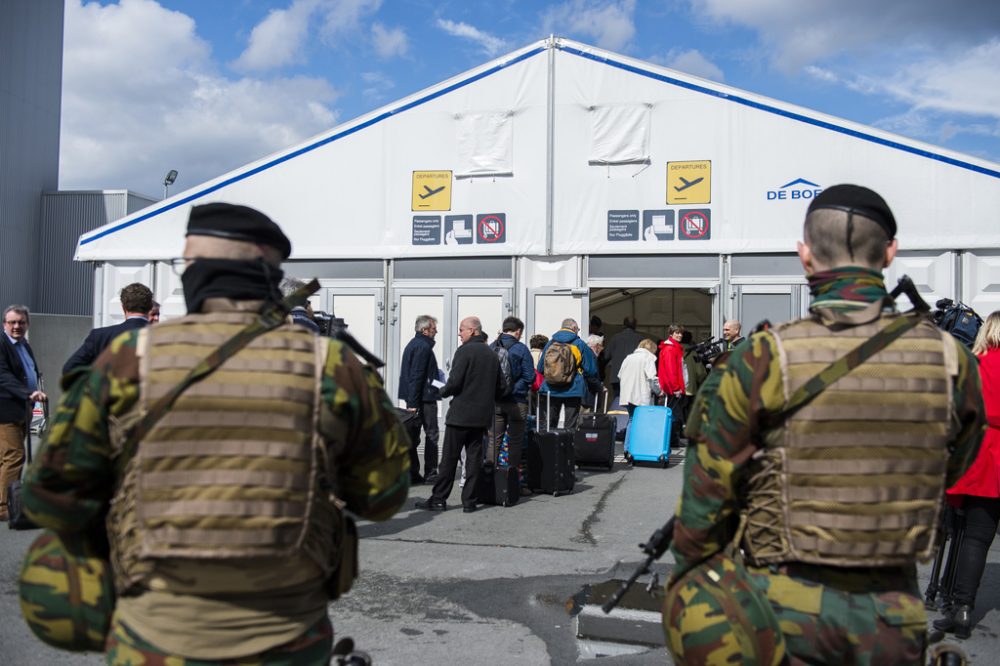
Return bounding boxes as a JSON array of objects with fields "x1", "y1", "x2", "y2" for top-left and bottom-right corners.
[{"x1": 75, "y1": 37, "x2": 1000, "y2": 397}]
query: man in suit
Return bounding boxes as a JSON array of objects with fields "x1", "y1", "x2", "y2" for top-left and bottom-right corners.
[
  {"x1": 1, "y1": 305, "x2": 46, "y2": 522},
  {"x1": 399, "y1": 315, "x2": 442, "y2": 484},
  {"x1": 415, "y1": 316, "x2": 503, "y2": 513},
  {"x1": 63, "y1": 283, "x2": 153, "y2": 375}
]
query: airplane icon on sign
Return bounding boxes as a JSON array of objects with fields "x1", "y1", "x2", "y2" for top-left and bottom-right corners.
[
  {"x1": 419, "y1": 185, "x2": 446, "y2": 199},
  {"x1": 674, "y1": 176, "x2": 704, "y2": 193}
]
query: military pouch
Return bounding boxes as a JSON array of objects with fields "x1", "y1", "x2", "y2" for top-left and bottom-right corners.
[{"x1": 327, "y1": 515, "x2": 359, "y2": 600}]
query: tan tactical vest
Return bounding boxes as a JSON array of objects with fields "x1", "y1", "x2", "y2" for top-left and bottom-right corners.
[
  {"x1": 741, "y1": 311, "x2": 958, "y2": 568},
  {"x1": 108, "y1": 309, "x2": 341, "y2": 593}
]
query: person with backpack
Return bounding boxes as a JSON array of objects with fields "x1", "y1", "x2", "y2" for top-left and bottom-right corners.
[
  {"x1": 537, "y1": 318, "x2": 599, "y2": 430},
  {"x1": 491, "y1": 317, "x2": 535, "y2": 495}
]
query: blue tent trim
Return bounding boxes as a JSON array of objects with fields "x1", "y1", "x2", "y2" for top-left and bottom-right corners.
[
  {"x1": 559, "y1": 45, "x2": 1000, "y2": 181},
  {"x1": 80, "y1": 46, "x2": 548, "y2": 246}
]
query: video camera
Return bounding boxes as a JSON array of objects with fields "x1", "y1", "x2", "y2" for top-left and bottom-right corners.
[
  {"x1": 931, "y1": 298, "x2": 982, "y2": 349},
  {"x1": 691, "y1": 337, "x2": 727, "y2": 367}
]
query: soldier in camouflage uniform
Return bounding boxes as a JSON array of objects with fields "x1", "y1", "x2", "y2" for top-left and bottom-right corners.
[
  {"x1": 664, "y1": 185, "x2": 985, "y2": 665},
  {"x1": 20, "y1": 203, "x2": 410, "y2": 664}
]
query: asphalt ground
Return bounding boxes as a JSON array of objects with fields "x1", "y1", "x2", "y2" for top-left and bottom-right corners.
[{"x1": 3, "y1": 444, "x2": 1000, "y2": 665}]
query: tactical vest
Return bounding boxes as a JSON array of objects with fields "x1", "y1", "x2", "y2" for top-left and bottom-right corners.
[
  {"x1": 741, "y1": 312, "x2": 957, "y2": 568},
  {"x1": 108, "y1": 310, "x2": 340, "y2": 593}
]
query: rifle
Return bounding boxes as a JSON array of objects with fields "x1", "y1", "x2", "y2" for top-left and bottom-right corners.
[{"x1": 602, "y1": 516, "x2": 675, "y2": 614}]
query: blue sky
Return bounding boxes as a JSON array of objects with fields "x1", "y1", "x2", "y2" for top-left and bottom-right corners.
[{"x1": 60, "y1": 0, "x2": 1000, "y2": 198}]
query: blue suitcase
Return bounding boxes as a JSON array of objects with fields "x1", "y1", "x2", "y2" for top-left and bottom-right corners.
[{"x1": 624, "y1": 405, "x2": 672, "y2": 467}]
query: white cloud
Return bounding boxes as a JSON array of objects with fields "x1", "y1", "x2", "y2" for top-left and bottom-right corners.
[
  {"x1": 543, "y1": 0, "x2": 636, "y2": 52},
  {"x1": 233, "y1": 0, "x2": 318, "y2": 72},
  {"x1": 317, "y1": 0, "x2": 382, "y2": 43},
  {"x1": 360, "y1": 71, "x2": 395, "y2": 101},
  {"x1": 61, "y1": 0, "x2": 339, "y2": 196},
  {"x1": 371, "y1": 22, "x2": 408, "y2": 59},
  {"x1": 654, "y1": 49, "x2": 724, "y2": 82},
  {"x1": 436, "y1": 19, "x2": 509, "y2": 57}
]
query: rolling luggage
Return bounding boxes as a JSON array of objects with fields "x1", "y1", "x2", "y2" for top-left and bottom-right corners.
[
  {"x1": 478, "y1": 424, "x2": 520, "y2": 507},
  {"x1": 8, "y1": 406, "x2": 42, "y2": 530},
  {"x1": 527, "y1": 393, "x2": 575, "y2": 496},
  {"x1": 575, "y1": 390, "x2": 615, "y2": 470},
  {"x1": 624, "y1": 405, "x2": 672, "y2": 467}
]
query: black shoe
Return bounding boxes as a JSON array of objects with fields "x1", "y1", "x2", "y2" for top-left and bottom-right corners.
[
  {"x1": 932, "y1": 606, "x2": 956, "y2": 633},
  {"x1": 410, "y1": 474, "x2": 425, "y2": 485},
  {"x1": 462, "y1": 504, "x2": 477, "y2": 513},
  {"x1": 953, "y1": 605, "x2": 973, "y2": 639},
  {"x1": 414, "y1": 499, "x2": 446, "y2": 511}
]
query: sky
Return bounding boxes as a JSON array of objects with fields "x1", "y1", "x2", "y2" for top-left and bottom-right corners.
[{"x1": 59, "y1": 0, "x2": 1000, "y2": 198}]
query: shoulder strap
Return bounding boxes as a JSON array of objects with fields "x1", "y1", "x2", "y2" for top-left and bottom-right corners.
[
  {"x1": 778, "y1": 311, "x2": 926, "y2": 420},
  {"x1": 117, "y1": 279, "x2": 319, "y2": 472}
]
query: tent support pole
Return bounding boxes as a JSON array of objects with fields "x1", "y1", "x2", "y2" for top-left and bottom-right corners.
[{"x1": 545, "y1": 36, "x2": 556, "y2": 256}]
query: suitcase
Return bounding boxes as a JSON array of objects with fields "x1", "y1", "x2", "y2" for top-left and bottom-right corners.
[
  {"x1": 8, "y1": 414, "x2": 40, "y2": 531},
  {"x1": 575, "y1": 391, "x2": 615, "y2": 469},
  {"x1": 527, "y1": 393, "x2": 575, "y2": 496},
  {"x1": 477, "y1": 423, "x2": 520, "y2": 507},
  {"x1": 7, "y1": 479, "x2": 37, "y2": 530},
  {"x1": 624, "y1": 405, "x2": 672, "y2": 467}
]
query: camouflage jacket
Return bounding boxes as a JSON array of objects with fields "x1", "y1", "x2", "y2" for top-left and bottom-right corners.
[
  {"x1": 670, "y1": 309, "x2": 985, "y2": 582},
  {"x1": 22, "y1": 320, "x2": 410, "y2": 535}
]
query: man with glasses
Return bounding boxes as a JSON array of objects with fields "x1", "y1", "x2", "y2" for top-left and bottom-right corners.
[{"x1": 1, "y1": 305, "x2": 46, "y2": 522}]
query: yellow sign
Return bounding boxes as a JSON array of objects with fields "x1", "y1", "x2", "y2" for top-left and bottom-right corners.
[
  {"x1": 667, "y1": 160, "x2": 711, "y2": 205},
  {"x1": 411, "y1": 170, "x2": 452, "y2": 211}
]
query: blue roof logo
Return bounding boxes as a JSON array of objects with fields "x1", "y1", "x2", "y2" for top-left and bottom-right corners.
[{"x1": 779, "y1": 178, "x2": 820, "y2": 189}]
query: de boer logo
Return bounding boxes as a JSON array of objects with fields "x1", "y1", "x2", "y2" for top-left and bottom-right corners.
[{"x1": 767, "y1": 178, "x2": 822, "y2": 201}]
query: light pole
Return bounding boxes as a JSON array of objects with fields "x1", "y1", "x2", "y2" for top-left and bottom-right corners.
[{"x1": 163, "y1": 170, "x2": 178, "y2": 199}]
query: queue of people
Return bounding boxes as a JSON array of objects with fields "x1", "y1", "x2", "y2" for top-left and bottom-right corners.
[{"x1": 8, "y1": 184, "x2": 1000, "y2": 665}]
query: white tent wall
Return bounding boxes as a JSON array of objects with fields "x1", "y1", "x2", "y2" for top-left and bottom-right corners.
[
  {"x1": 75, "y1": 43, "x2": 550, "y2": 262},
  {"x1": 79, "y1": 38, "x2": 1000, "y2": 356},
  {"x1": 550, "y1": 42, "x2": 1000, "y2": 255}
]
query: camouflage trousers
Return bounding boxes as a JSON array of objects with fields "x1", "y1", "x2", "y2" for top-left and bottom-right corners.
[
  {"x1": 104, "y1": 614, "x2": 334, "y2": 666},
  {"x1": 664, "y1": 554, "x2": 927, "y2": 666},
  {"x1": 745, "y1": 563, "x2": 927, "y2": 666}
]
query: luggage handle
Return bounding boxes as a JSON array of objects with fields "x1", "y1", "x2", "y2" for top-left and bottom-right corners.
[{"x1": 592, "y1": 388, "x2": 609, "y2": 415}]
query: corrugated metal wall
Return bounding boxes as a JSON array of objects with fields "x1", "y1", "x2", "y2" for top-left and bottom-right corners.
[
  {"x1": 36, "y1": 191, "x2": 156, "y2": 315},
  {"x1": 0, "y1": 1, "x2": 63, "y2": 310}
]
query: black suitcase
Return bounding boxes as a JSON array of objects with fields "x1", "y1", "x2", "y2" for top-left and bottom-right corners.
[
  {"x1": 8, "y1": 413, "x2": 40, "y2": 531},
  {"x1": 575, "y1": 391, "x2": 615, "y2": 470},
  {"x1": 477, "y1": 461, "x2": 520, "y2": 507},
  {"x1": 527, "y1": 393, "x2": 575, "y2": 496},
  {"x1": 477, "y1": 422, "x2": 520, "y2": 507},
  {"x1": 7, "y1": 479, "x2": 37, "y2": 530}
]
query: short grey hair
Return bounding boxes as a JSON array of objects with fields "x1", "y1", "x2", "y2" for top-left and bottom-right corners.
[
  {"x1": 279, "y1": 277, "x2": 307, "y2": 298},
  {"x1": 415, "y1": 315, "x2": 437, "y2": 333},
  {"x1": 561, "y1": 318, "x2": 579, "y2": 331},
  {"x1": 3, "y1": 305, "x2": 29, "y2": 324},
  {"x1": 586, "y1": 334, "x2": 604, "y2": 347}
]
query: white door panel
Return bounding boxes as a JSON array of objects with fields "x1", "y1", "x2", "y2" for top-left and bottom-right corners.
[
  {"x1": 963, "y1": 251, "x2": 1000, "y2": 316},
  {"x1": 101, "y1": 262, "x2": 153, "y2": 326}
]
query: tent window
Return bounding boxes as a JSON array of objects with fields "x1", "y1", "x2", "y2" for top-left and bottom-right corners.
[
  {"x1": 588, "y1": 104, "x2": 651, "y2": 165},
  {"x1": 456, "y1": 111, "x2": 513, "y2": 178}
]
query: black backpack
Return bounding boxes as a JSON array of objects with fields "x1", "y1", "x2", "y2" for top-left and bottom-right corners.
[{"x1": 491, "y1": 338, "x2": 514, "y2": 399}]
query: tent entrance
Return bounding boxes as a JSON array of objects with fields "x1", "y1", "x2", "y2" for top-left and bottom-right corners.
[{"x1": 589, "y1": 287, "x2": 714, "y2": 344}]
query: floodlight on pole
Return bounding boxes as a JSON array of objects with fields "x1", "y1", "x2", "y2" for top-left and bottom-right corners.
[{"x1": 163, "y1": 170, "x2": 178, "y2": 199}]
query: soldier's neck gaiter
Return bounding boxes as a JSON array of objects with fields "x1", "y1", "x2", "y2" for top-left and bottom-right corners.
[
  {"x1": 807, "y1": 266, "x2": 887, "y2": 312},
  {"x1": 181, "y1": 258, "x2": 284, "y2": 313}
]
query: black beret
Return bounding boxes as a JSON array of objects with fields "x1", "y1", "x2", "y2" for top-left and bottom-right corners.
[
  {"x1": 186, "y1": 203, "x2": 291, "y2": 259},
  {"x1": 806, "y1": 184, "x2": 896, "y2": 239}
]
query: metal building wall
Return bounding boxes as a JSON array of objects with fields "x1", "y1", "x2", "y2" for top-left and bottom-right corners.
[
  {"x1": 37, "y1": 191, "x2": 156, "y2": 315},
  {"x1": 0, "y1": 0, "x2": 64, "y2": 310}
]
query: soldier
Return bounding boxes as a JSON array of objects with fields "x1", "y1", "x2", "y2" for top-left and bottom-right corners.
[
  {"x1": 664, "y1": 185, "x2": 985, "y2": 665},
  {"x1": 20, "y1": 203, "x2": 409, "y2": 663}
]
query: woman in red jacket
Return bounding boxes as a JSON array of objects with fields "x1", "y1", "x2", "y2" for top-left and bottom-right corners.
[
  {"x1": 657, "y1": 324, "x2": 686, "y2": 445},
  {"x1": 935, "y1": 310, "x2": 1000, "y2": 639}
]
